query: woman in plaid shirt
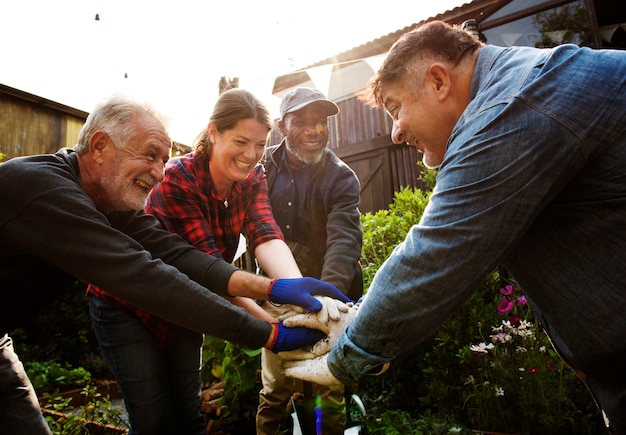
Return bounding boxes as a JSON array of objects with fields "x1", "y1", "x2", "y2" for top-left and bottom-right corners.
[{"x1": 89, "y1": 89, "x2": 303, "y2": 434}]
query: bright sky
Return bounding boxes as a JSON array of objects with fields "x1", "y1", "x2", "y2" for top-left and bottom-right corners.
[{"x1": 1, "y1": 0, "x2": 465, "y2": 145}]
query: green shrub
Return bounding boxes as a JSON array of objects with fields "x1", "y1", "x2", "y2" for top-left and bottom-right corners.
[
  {"x1": 43, "y1": 384, "x2": 129, "y2": 434},
  {"x1": 26, "y1": 360, "x2": 92, "y2": 395},
  {"x1": 363, "y1": 409, "x2": 467, "y2": 435},
  {"x1": 201, "y1": 336, "x2": 262, "y2": 422},
  {"x1": 10, "y1": 280, "x2": 110, "y2": 378}
]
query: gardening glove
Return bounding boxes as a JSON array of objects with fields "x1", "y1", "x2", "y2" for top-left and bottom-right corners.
[
  {"x1": 283, "y1": 353, "x2": 342, "y2": 386},
  {"x1": 276, "y1": 296, "x2": 350, "y2": 334},
  {"x1": 279, "y1": 301, "x2": 357, "y2": 360},
  {"x1": 267, "y1": 322, "x2": 326, "y2": 354},
  {"x1": 267, "y1": 277, "x2": 351, "y2": 311}
]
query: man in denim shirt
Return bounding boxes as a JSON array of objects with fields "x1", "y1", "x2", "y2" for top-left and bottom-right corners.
[{"x1": 284, "y1": 20, "x2": 626, "y2": 433}]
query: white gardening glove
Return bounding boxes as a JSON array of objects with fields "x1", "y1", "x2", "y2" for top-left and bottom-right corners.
[
  {"x1": 276, "y1": 296, "x2": 350, "y2": 334},
  {"x1": 283, "y1": 353, "x2": 342, "y2": 386},
  {"x1": 279, "y1": 301, "x2": 357, "y2": 360}
]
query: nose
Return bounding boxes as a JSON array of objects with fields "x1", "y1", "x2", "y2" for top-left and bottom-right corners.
[
  {"x1": 391, "y1": 122, "x2": 406, "y2": 145},
  {"x1": 244, "y1": 143, "x2": 258, "y2": 160},
  {"x1": 151, "y1": 161, "x2": 165, "y2": 182}
]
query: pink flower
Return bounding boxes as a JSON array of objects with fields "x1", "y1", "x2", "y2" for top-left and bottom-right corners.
[
  {"x1": 516, "y1": 295, "x2": 527, "y2": 306},
  {"x1": 500, "y1": 285, "x2": 515, "y2": 296},
  {"x1": 497, "y1": 297, "x2": 514, "y2": 315}
]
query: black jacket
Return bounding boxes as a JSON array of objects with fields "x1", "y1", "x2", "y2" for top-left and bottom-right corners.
[{"x1": 264, "y1": 142, "x2": 363, "y2": 299}]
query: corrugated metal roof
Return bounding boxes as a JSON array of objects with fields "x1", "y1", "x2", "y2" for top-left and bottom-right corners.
[{"x1": 273, "y1": 0, "x2": 505, "y2": 94}]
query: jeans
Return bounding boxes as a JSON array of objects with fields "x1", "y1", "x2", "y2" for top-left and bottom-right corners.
[
  {"x1": 0, "y1": 334, "x2": 51, "y2": 435},
  {"x1": 89, "y1": 297, "x2": 204, "y2": 435}
]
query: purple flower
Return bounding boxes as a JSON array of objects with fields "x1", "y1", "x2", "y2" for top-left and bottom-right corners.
[
  {"x1": 516, "y1": 295, "x2": 527, "y2": 306},
  {"x1": 497, "y1": 297, "x2": 514, "y2": 315},
  {"x1": 500, "y1": 285, "x2": 515, "y2": 296}
]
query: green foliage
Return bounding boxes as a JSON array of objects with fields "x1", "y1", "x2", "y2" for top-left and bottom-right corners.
[
  {"x1": 43, "y1": 384, "x2": 129, "y2": 434},
  {"x1": 363, "y1": 409, "x2": 468, "y2": 435},
  {"x1": 533, "y1": 3, "x2": 592, "y2": 48},
  {"x1": 10, "y1": 280, "x2": 110, "y2": 378},
  {"x1": 26, "y1": 360, "x2": 92, "y2": 395},
  {"x1": 201, "y1": 336, "x2": 262, "y2": 421},
  {"x1": 360, "y1": 163, "x2": 436, "y2": 289},
  {"x1": 458, "y1": 281, "x2": 602, "y2": 433},
  {"x1": 360, "y1": 187, "x2": 431, "y2": 289}
]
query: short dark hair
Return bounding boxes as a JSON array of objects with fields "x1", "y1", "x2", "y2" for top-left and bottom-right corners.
[{"x1": 361, "y1": 20, "x2": 482, "y2": 107}]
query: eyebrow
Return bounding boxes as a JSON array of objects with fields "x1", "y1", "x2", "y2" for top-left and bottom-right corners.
[
  {"x1": 382, "y1": 95, "x2": 398, "y2": 110},
  {"x1": 146, "y1": 143, "x2": 169, "y2": 158}
]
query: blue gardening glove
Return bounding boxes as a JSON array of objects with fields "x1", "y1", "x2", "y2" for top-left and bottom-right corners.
[
  {"x1": 268, "y1": 322, "x2": 326, "y2": 354},
  {"x1": 268, "y1": 277, "x2": 351, "y2": 311}
]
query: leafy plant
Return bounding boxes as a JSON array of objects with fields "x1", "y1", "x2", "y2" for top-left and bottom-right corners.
[
  {"x1": 459, "y1": 280, "x2": 601, "y2": 433},
  {"x1": 360, "y1": 188, "x2": 432, "y2": 288},
  {"x1": 201, "y1": 336, "x2": 262, "y2": 421},
  {"x1": 43, "y1": 384, "x2": 129, "y2": 434},
  {"x1": 363, "y1": 409, "x2": 468, "y2": 435},
  {"x1": 11, "y1": 280, "x2": 111, "y2": 378},
  {"x1": 26, "y1": 360, "x2": 92, "y2": 394}
]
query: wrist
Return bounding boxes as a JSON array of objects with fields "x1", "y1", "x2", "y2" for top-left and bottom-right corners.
[
  {"x1": 267, "y1": 278, "x2": 278, "y2": 300},
  {"x1": 267, "y1": 278, "x2": 284, "y2": 306},
  {"x1": 265, "y1": 322, "x2": 279, "y2": 349}
]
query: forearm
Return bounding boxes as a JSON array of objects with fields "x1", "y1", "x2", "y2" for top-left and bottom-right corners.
[
  {"x1": 223, "y1": 294, "x2": 276, "y2": 323},
  {"x1": 226, "y1": 270, "x2": 273, "y2": 299},
  {"x1": 254, "y1": 239, "x2": 302, "y2": 278}
]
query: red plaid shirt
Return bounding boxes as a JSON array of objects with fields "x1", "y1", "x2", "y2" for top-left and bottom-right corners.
[{"x1": 87, "y1": 153, "x2": 283, "y2": 348}]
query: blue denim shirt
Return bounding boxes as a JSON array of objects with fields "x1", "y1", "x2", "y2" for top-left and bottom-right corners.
[{"x1": 328, "y1": 44, "x2": 626, "y2": 384}]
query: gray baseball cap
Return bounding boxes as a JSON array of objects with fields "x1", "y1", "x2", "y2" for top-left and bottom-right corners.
[{"x1": 279, "y1": 87, "x2": 339, "y2": 120}]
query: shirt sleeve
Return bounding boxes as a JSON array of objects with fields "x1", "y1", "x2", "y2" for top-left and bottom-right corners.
[
  {"x1": 327, "y1": 95, "x2": 586, "y2": 382},
  {"x1": 243, "y1": 167, "x2": 284, "y2": 253},
  {"x1": 320, "y1": 163, "x2": 363, "y2": 294}
]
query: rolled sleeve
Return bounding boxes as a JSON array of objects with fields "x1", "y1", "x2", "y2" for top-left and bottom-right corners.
[{"x1": 328, "y1": 328, "x2": 393, "y2": 384}]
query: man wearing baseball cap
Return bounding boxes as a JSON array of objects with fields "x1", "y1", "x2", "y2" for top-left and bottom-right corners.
[{"x1": 257, "y1": 88, "x2": 363, "y2": 434}]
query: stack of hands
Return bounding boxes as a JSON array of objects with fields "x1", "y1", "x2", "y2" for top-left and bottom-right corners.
[{"x1": 277, "y1": 296, "x2": 357, "y2": 385}]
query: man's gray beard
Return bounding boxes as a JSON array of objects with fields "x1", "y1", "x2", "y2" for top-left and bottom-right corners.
[
  {"x1": 285, "y1": 139, "x2": 323, "y2": 165},
  {"x1": 100, "y1": 158, "x2": 149, "y2": 211}
]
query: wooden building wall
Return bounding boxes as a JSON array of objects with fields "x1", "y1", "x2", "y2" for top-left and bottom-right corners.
[
  {"x1": 334, "y1": 136, "x2": 424, "y2": 213},
  {"x1": 0, "y1": 85, "x2": 87, "y2": 161}
]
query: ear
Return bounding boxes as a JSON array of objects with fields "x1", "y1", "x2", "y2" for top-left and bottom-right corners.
[
  {"x1": 426, "y1": 63, "x2": 451, "y2": 101},
  {"x1": 89, "y1": 130, "x2": 110, "y2": 164},
  {"x1": 207, "y1": 122, "x2": 218, "y2": 143},
  {"x1": 277, "y1": 119, "x2": 286, "y2": 136}
]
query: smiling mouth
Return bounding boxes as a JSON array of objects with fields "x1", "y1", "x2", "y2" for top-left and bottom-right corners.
[
  {"x1": 302, "y1": 141, "x2": 321, "y2": 149},
  {"x1": 234, "y1": 159, "x2": 252, "y2": 170},
  {"x1": 135, "y1": 178, "x2": 154, "y2": 191}
]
